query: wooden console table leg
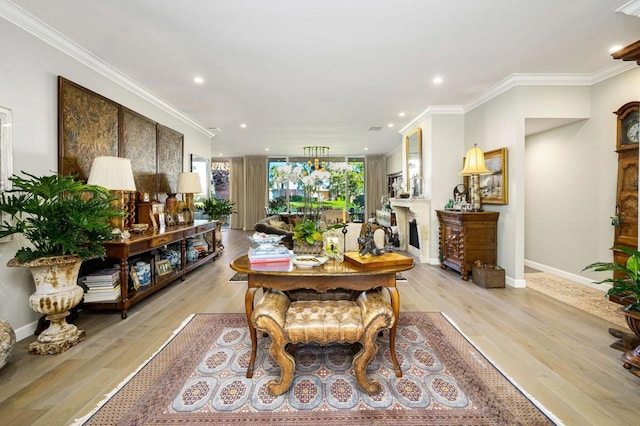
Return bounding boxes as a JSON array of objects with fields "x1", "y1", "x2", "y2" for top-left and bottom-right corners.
[
  {"x1": 387, "y1": 287, "x2": 402, "y2": 377},
  {"x1": 244, "y1": 287, "x2": 258, "y2": 378}
]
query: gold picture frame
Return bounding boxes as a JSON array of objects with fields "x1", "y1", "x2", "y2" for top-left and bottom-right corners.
[
  {"x1": 156, "y1": 259, "x2": 173, "y2": 277},
  {"x1": 479, "y1": 148, "x2": 508, "y2": 205}
]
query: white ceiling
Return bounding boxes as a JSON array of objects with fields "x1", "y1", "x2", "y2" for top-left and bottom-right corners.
[{"x1": 6, "y1": 0, "x2": 640, "y2": 157}]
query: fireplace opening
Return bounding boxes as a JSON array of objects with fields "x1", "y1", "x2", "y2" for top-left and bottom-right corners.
[{"x1": 409, "y1": 219, "x2": 420, "y2": 249}]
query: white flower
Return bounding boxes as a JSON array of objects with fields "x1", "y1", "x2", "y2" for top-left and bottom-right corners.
[{"x1": 327, "y1": 162, "x2": 352, "y2": 173}]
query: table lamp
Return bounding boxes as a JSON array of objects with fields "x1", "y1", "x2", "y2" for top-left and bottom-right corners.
[
  {"x1": 177, "y1": 172, "x2": 202, "y2": 224},
  {"x1": 88, "y1": 156, "x2": 137, "y2": 233},
  {"x1": 458, "y1": 144, "x2": 492, "y2": 211}
]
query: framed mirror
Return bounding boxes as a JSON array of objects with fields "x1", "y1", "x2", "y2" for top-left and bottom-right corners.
[
  {"x1": 190, "y1": 154, "x2": 211, "y2": 200},
  {"x1": 405, "y1": 127, "x2": 422, "y2": 191}
]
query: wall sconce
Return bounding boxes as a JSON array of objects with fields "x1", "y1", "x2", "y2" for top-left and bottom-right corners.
[
  {"x1": 177, "y1": 172, "x2": 202, "y2": 224},
  {"x1": 87, "y1": 156, "x2": 137, "y2": 234},
  {"x1": 458, "y1": 144, "x2": 492, "y2": 211}
]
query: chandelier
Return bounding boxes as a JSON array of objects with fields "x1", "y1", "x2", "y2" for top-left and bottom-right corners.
[{"x1": 303, "y1": 146, "x2": 329, "y2": 171}]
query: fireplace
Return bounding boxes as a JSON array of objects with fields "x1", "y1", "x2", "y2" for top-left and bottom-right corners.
[{"x1": 389, "y1": 198, "x2": 430, "y2": 263}]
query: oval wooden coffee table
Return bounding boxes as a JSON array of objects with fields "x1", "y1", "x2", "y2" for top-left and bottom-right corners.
[{"x1": 230, "y1": 252, "x2": 414, "y2": 379}]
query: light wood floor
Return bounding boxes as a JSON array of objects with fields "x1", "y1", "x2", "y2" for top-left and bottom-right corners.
[{"x1": 0, "y1": 229, "x2": 638, "y2": 425}]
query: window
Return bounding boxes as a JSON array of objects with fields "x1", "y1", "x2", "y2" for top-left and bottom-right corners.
[{"x1": 267, "y1": 156, "x2": 365, "y2": 222}]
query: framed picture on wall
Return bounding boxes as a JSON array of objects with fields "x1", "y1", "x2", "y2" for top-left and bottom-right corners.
[{"x1": 479, "y1": 148, "x2": 508, "y2": 205}]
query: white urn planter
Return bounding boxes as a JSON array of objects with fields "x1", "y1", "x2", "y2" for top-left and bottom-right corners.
[
  {"x1": 8, "y1": 254, "x2": 85, "y2": 355},
  {"x1": 0, "y1": 319, "x2": 16, "y2": 369}
]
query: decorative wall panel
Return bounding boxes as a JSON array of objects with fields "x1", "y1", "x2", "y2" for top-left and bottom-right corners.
[
  {"x1": 58, "y1": 78, "x2": 118, "y2": 181},
  {"x1": 58, "y1": 77, "x2": 183, "y2": 198}
]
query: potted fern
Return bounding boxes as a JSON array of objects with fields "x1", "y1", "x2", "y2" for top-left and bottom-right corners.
[
  {"x1": 583, "y1": 246, "x2": 640, "y2": 340},
  {"x1": 0, "y1": 172, "x2": 119, "y2": 354}
]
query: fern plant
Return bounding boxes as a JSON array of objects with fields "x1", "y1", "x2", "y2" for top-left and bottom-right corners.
[
  {"x1": 583, "y1": 246, "x2": 640, "y2": 312},
  {"x1": 0, "y1": 172, "x2": 121, "y2": 263}
]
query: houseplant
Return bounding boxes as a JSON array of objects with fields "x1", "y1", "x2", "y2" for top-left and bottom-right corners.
[
  {"x1": 200, "y1": 196, "x2": 236, "y2": 221},
  {"x1": 292, "y1": 219, "x2": 342, "y2": 255},
  {"x1": 0, "y1": 172, "x2": 119, "y2": 354},
  {"x1": 583, "y1": 246, "x2": 640, "y2": 372}
]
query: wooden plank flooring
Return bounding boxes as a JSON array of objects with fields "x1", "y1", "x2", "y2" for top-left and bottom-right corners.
[{"x1": 0, "y1": 229, "x2": 638, "y2": 425}]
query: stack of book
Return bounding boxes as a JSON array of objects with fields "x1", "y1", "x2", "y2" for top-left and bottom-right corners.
[
  {"x1": 248, "y1": 245, "x2": 291, "y2": 264},
  {"x1": 81, "y1": 267, "x2": 121, "y2": 303}
]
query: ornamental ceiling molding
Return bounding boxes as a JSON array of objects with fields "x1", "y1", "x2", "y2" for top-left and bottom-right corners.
[
  {"x1": 399, "y1": 105, "x2": 464, "y2": 134},
  {"x1": 464, "y1": 62, "x2": 636, "y2": 112},
  {"x1": 0, "y1": 1, "x2": 214, "y2": 139},
  {"x1": 617, "y1": 0, "x2": 640, "y2": 17}
]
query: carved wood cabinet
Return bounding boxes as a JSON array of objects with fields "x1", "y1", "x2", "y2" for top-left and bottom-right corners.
[{"x1": 436, "y1": 210, "x2": 499, "y2": 280}]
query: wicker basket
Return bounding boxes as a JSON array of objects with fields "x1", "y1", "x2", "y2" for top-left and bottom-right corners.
[
  {"x1": 293, "y1": 240, "x2": 324, "y2": 255},
  {"x1": 472, "y1": 265, "x2": 505, "y2": 288}
]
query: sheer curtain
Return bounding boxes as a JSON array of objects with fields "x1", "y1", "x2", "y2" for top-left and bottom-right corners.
[
  {"x1": 243, "y1": 156, "x2": 267, "y2": 230},
  {"x1": 230, "y1": 157, "x2": 244, "y2": 229},
  {"x1": 364, "y1": 156, "x2": 386, "y2": 222}
]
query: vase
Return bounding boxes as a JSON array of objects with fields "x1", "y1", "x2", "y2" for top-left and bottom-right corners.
[
  {"x1": 293, "y1": 240, "x2": 323, "y2": 255},
  {"x1": 7, "y1": 255, "x2": 85, "y2": 355},
  {"x1": 165, "y1": 193, "x2": 178, "y2": 214}
]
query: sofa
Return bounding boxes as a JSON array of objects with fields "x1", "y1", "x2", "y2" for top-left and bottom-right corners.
[{"x1": 254, "y1": 215, "x2": 294, "y2": 248}]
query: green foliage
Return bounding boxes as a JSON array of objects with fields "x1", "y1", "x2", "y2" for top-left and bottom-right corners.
[
  {"x1": 292, "y1": 219, "x2": 341, "y2": 245},
  {"x1": 583, "y1": 246, "x2": 640, "y2": 312},
  {"x1": 201, "y1": 196, "x2": 236, "y2": 219},
  {"x1": 0, "y1": 172, "x2": 120, "y2": 263},
  {"x1": 268, "y1": 196, "x2": 287, "y2": 213},
  {"x1": 293, "y1": 219, "x2": 323, "y2": 244}
]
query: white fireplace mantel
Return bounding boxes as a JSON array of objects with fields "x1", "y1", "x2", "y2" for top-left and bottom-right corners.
[{"x1": 389, "y1": 198, "x2": 431, "y2": 263}]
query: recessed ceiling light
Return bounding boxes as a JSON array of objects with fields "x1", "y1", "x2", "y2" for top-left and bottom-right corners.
[
  {"x1": 388, "y1": 123, "x2": 394, "y2": 128},
  {"x1": 218, "y1": 153, "x2": 224, "y2": 156},
  {"x1": 609, "y1": 45, "x2": 623, "y2": 53},
  {"x1": 364, "y1": 147, "x2": 369, "y2": 151},
  {"x1": 398, "y1": 112, "x2": 406, "y2": 117},
  {"x1": 193, "y1": 76, "x2": 204, "y2": 85},
  {"x1": 432, "y1": 76, "x2": 443, "y2": 85},
  {"x1": 240, "y1": 123, "x2": 247, "y2": 128},
  {"x1": 265, "y1": 148, "x2": 270, "y2": 152}
]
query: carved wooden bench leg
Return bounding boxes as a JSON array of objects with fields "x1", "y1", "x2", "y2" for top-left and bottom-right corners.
[{"x1": 265, "y1": 331, "x2": 295, "y2": 396}]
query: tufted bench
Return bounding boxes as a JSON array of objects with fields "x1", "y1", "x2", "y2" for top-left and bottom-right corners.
[{"x1": 252, "y1": 288, "x2": 395, "y2": 396}]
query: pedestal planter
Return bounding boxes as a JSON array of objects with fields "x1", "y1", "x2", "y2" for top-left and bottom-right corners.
[
  {"x1": 0, "y1": 319, "x2": 15, "y2": 369},
  {"x1": 8, "y1": 255, "x2": 85, "y2": 355}
]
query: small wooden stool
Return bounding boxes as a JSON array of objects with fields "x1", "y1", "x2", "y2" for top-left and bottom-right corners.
[{"x1": 252, "y1": 288, "x2": 395, "y2": 396}]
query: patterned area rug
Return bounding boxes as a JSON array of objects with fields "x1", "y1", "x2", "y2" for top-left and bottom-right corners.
[
  {"x1": 76, "y1": 313, "x2": 557, "y2": 425},
  {"x1": 525, "y1": 272, "x2": 628, "y2": 329}
]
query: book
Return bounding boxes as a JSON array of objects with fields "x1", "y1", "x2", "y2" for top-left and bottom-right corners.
[
  {"x1": 83, "y1": 267, "x2": 120, "y2": 282},
  {"x1": 248, "y1": 245, "x2": 291, "y2": 263},
  {"x1": 248, "y1": 245, "x2": 290, "y2": 258}
]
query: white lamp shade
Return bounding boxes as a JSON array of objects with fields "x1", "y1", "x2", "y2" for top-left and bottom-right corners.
[
  {"x1": 87, "y1": 156, "x2": 136, "y2": 191},
  {"x1": 458, "y1": 144, "x2": 492, "y2": 176},
  {"x1": 177, "y1": 172, "x2": 202, "y2": 194}
]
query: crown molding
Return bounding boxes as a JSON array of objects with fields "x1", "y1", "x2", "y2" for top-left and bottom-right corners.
[
  {"x1": 399, "y1": 105, "x2": 464, "y2": 134},
  {"x1": 617, "y1": 0, "x2": 640, "y2": 17},
  {"x1": 0, "y1": 0, "x2": 215, "y2": 138},
  {"x1": 464, "y1": 62, "x2": 637, "y2": 112}
]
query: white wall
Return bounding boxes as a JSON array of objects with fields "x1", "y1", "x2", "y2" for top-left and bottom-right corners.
[
  {"x1": 526, "y1": 68, "x2": 640, "y2": 285},
  {"x1": 0, "y1": 20, "x2": 212, "y2": 340}
]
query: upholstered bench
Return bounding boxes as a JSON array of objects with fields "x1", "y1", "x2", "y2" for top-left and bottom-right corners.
[{"x1": 252, "y1": 288, "x2": 395, "y2": 396}]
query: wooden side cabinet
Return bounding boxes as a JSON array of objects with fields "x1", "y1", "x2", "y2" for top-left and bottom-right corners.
[
  {"x1": 436, "y1": 210, "x2": 499, "y2": 280},
  {"x1": 81, "y1": 220, "x2": 218, "y2": 318}
]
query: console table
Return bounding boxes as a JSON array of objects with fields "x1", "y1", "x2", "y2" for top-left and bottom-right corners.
[
  {"x1": 82, "y1": 220, "x2": 218, "y2": 318},
  {"x1": 436, "y1": 210, "x2": 499, "y2": 280},
  {"x1": 230, "y1": 253, "x2": 414, "y2": 379}
]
